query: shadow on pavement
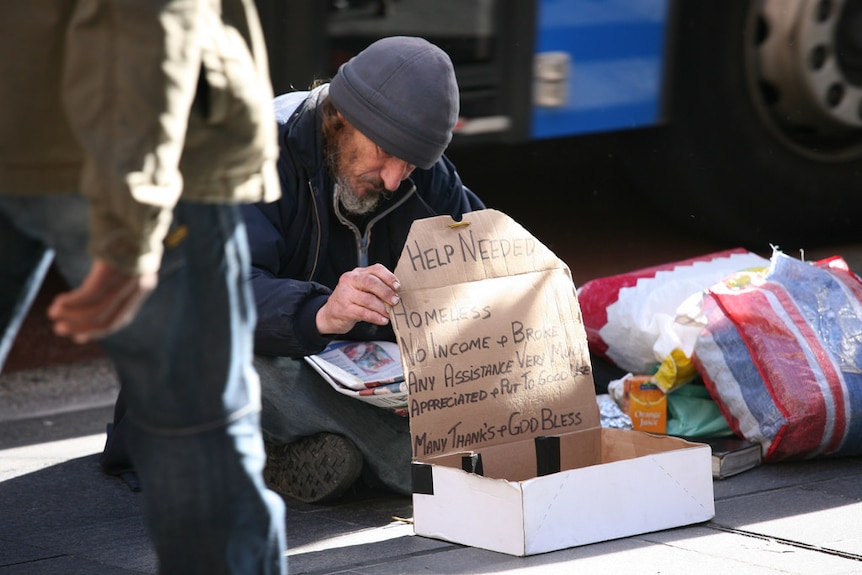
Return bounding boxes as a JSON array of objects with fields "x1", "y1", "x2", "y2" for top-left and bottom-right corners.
[{"x1": 0, "y1": 451, "x2": 155, "y2": 574}]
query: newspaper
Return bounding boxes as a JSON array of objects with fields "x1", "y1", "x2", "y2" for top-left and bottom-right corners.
[{"x1": 304, "y1": 340, "x2": 408, "y2": 416}]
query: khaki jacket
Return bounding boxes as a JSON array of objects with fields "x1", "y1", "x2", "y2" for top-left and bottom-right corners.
[{"x1": 0, "y1": 0, "x2": 280, "y2": 274}]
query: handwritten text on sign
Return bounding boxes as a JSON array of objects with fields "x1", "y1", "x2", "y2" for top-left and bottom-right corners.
[
  {"x1": 390, "y1": 214, "x2": 595, "y2": 459},
  {"x1": 401, "y1": 229, "x2": 538, "y2": 271}
]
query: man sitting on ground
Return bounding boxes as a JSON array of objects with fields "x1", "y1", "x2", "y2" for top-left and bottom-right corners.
[{"x1": 244, "y1": 36, "x2": 485, "y2": 503}]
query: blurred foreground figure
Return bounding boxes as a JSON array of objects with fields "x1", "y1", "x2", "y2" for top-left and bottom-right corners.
[{"x1": 0, "y1": 1, "x2": 288, "y2": 573}]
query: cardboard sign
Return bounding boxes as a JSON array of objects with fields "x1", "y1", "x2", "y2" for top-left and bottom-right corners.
[
  {"x1": 389, "y1": 209, "x2": 599, "y2": 461},
  {"x1": 389, "y1": 210, "x2": 714, "y2": 556}
]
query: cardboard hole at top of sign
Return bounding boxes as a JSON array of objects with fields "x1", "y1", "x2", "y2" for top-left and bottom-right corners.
[{"x1": 389, "y1": 209, "x2": 600, "y2": 462}]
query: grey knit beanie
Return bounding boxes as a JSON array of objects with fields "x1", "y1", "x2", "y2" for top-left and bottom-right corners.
[{"x1": 328, "y1": 36, "x2": 459, "y2": 170}]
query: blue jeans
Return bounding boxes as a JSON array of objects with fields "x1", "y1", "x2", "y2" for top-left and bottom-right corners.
[
  {"x1": 254, "y1": 355, "x2": 412, "y2": 495},
  {"x1": 0, "y1": 194, "x2": 287, "y2": 575}
]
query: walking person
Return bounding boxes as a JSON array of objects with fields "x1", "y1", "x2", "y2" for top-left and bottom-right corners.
[{"x1": 0, "y1": 1, "x2": 288, "y2": 573}]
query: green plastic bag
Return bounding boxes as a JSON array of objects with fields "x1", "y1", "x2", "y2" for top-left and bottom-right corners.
[{"x1": 666, "y1": 382, "x2": 733, "y2": 437}]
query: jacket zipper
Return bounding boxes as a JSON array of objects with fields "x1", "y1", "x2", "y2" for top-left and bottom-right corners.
[
  {"x1": 307, "y1": 179, "x2": 321, "y2": 281},
  {"x1": 332, "y1": 182, "x2": 416, "y2": 268}
]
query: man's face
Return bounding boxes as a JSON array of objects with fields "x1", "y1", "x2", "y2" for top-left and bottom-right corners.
[{"x1": 330, "y1": 114, "x2": 416, "y2": 215}]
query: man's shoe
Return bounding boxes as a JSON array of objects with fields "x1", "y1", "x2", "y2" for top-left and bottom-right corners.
[{"x1": 264, "y1": 433, "x2": 363, "y2": 504}]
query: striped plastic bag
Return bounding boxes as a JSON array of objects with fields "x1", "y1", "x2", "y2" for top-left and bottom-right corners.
[{"x1": 693, "y1": 250, "x2": 862, "y2": 462}]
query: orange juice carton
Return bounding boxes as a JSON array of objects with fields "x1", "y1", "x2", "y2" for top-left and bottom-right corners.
[{"x1": 627, "y1": 375, "x2": 667, "y2": 434}]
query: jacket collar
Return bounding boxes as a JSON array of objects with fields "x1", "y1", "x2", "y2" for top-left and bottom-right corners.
[{"x1": 279, "y1": 85, "x2": 330, "y2": 186}]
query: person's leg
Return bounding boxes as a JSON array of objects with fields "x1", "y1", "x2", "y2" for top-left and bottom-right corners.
[
  {"x1": 0, "y1": 194, "x2": 89, "y2": 371},
  {"x1": 0, "y1": 194, "x2": 137, "y2": 493},
  {"x1": 95, "y1": 202, "x2": 286, "y2": 575},
  {"x1": 0, "y1": 212, "x2": 53, "y2": 371},
  {"x1": 4, "y1": 195, "x2": 286, "y2": 574},
  {"x1": 255, "y1": 355, "x2": 413, "y2": 497},
  {"x1": 0, "y1": 194, "x2": 143, "y2": 491},
  {"x1": 98, "y1": 386, "x2": 139, "y2": 489}
]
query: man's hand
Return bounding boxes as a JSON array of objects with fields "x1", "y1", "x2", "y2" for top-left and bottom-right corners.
[
  {"x1": 316, "y1": 263, "x2": 400, "y2": 335},
  {"x1": 47, "y1": 259, "x2": 158, "y2": 344}
]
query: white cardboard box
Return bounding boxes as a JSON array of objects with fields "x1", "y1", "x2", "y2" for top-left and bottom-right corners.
[{"x1": 389, "y1": 209, "x2": 715, "y2": 556}]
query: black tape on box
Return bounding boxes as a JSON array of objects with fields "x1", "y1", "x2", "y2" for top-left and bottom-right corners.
[
  {"x1": 535, "y1": 436, "x2": 561, "y2": 476},
  {"x1": 461, "y1": 453, "x2": 484, "y2": 476},
  {"x1": 412, "y1": 462, "x2": 434, "y2": 495}
]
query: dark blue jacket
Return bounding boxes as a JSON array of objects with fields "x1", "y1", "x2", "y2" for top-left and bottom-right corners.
[{"x1": 243, "y1": 86, "x2": 485, "y2": 358}]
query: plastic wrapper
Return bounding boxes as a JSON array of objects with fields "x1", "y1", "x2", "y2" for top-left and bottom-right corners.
[{"x1": 578, "y1": 249, "x2": 769, "y2": 392}]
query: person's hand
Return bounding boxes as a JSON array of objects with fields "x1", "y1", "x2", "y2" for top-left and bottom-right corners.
[
  {"x1": 316, "y1": 263, "x2": 400, "y2": 335},
  {"x1": 47, "y1": 259, "x2": 158, "y2": 344}
]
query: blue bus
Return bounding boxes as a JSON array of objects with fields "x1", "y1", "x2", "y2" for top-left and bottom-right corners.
[{"x1": 255, "y1": 0, "x2": 862, "y2": 246}]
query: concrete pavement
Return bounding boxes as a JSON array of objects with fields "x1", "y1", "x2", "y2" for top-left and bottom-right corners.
[{"x1": 2, "y1": 359, "x2": 862, "y2": 574}]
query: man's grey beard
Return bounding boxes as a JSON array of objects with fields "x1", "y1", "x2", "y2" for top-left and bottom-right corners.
[
  {"x1": 326, "y1": 131, "x2": 391, "y2": 216},
  {"x1": 334, "y1": 178, "x2": 388, "y2": 216}
]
